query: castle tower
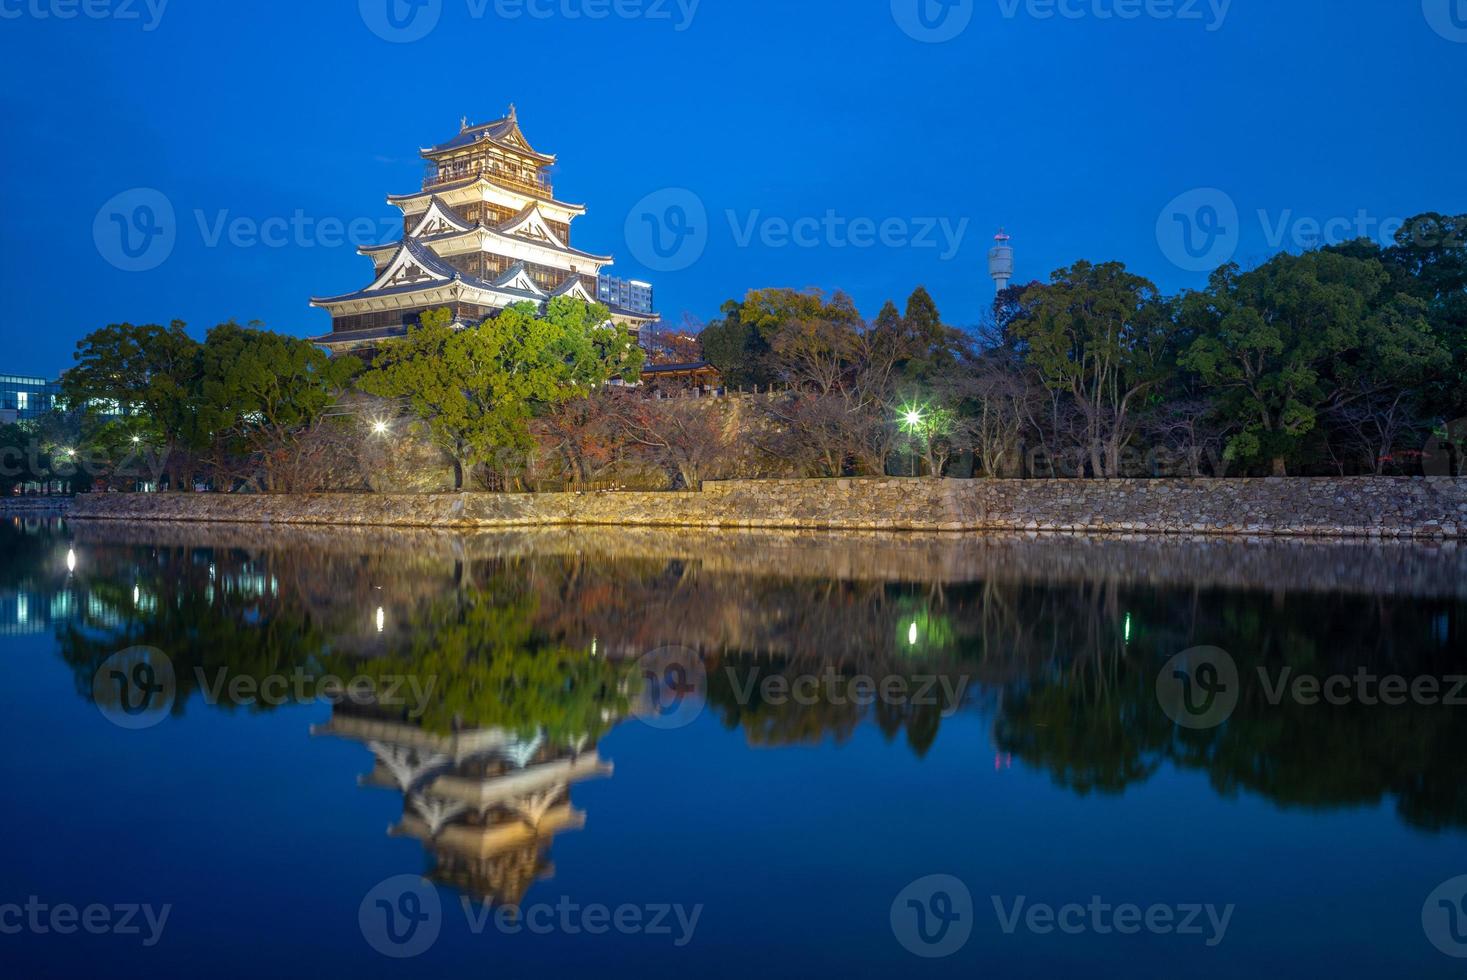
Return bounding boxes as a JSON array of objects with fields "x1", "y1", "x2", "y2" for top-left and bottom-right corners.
[{"x1": 310, "y1": 106, "x2": 657, "y2": 357}]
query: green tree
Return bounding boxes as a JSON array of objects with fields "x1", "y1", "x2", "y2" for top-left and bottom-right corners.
[
  {"x1": 1013, "y1": 261, "x2": 1178, "y2": 478},
  {"x1": 197, "y1": 322, "x2": 362, "y2": 491},
  {"x1": 1329, "y1": 212, "x2": 1467, "y2": 422},
  {"x1": 361, "y1": 300, "x2": 637, "y2": 489},
  {"x1": 1180, "y1": 251, "x2": 1445, "y2": 475},
  {"x1": 699, "y1": 296, "x2": 776, "y2": 389},
  {"x1": 62, "y1": 321, "x2": 202, "y2": 490}
]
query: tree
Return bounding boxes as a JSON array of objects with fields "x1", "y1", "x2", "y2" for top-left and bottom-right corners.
[
  {"x1": 360, "y1": 300, "x2": 638, "y2": 489},
  {"x1": 1180, "y1": 251, "x2": 1446, "y2": 476},
  {"x1": 62, "y1": 321, "x2": 202, "y2": 490},
  {"x1": 700, "y1": 299, "x2": 774, "y2": 389},
  {"x1": 1330, "y1": 212, "x2": 1467, "y2": 424},
  {"x1": 1013, "y1": 261, "x2": 1178, "y2": 478},
  {"x1": 197, "y1": 323, "x2": 361, "y2": 491}
]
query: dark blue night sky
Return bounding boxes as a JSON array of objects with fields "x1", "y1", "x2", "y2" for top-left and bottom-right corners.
[{"x1": 2, "y1": 0, "x2": 1464, "y2": 375}]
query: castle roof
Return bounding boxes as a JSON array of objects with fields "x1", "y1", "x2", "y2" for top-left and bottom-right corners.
[
  {"x1": 421, "y1": 106, "x2": 555, "y2": 165},
  {"x1": 364, "y1": 201, "x2": 613, "y2": 265},
  {"x1": 386, "y1": 174, "x2": 586, "y2": 216}
]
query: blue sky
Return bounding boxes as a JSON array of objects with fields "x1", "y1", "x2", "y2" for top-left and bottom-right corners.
[{"x1": 2, "y1": 0, "x2": 1464, "y2": 375}]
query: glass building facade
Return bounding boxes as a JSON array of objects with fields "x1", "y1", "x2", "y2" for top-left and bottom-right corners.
[
  {"x1": 596, "y1": 274, "x2": 655, "y2": 316},
  {"x1": 0, "y1": 375, "x2": 61, "y2": 423}
]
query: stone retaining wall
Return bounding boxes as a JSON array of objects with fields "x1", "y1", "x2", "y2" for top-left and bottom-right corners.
[
  {"x1": 0, "y1": 497, "x2": 73, "y2": 515},
  {"x1": 65, "y1": 477, "x2": 1467, "y2": 539}
]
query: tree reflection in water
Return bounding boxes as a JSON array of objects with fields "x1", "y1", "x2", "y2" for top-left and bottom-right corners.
[{"x1": 13, "y1": 520, "x2": 1466, "y2": 853}]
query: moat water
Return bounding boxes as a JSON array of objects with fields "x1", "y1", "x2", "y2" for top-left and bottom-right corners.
[{"x1": 2, "y1": 518, "x2": 1465, "y2": 977}]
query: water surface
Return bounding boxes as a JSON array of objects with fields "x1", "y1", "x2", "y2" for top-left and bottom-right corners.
[{"x1": 1, "y1": 519, "x2": 1465, "y2": 977}]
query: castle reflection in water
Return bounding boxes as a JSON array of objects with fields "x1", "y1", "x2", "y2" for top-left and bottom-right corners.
[
  {"x1": 315, "y1": 705, "x2": 613, "y2": 907},
  {"x1": 6, "y1": 517, "x2": 1466, "y2": 906}
]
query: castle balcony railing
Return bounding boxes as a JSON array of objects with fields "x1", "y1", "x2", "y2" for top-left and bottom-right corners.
[{"x1": 424, "y1": 161, "x2": 554, "y2": 199}]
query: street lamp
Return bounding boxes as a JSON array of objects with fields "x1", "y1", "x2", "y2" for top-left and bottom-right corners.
[{"x1": 370, "y1": 419, "x2": 390, "y2": 437}]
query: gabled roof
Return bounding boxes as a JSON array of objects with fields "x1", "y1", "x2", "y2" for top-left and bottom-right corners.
[
  {"x1": 408, "y1": 197, "x2": 474, "y2": 238},
  {"x1": 490, "y1": 261, "x2": 546, "y2": 299},
  {"x1": 386, "y1": 174, "x2": 586, "y2": 215},
  {"x1": 496, "y1": 202, "x2": 568, "y2": 249},
  {"x1": 548, "y1": 275, "x2": 596, "y2": 303},
  {"x1": 362, "y1": 213, "x2": 613, "y2": 266},
  {"x1": 421, "y1": 106, "x2": 555, "y2": 165},
  {"x1": 313, "y1": 238, "x2": 464, "y2": 306}
]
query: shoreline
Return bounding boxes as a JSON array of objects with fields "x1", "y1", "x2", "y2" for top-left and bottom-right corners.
[{"x1": 56, "y1": 476, "x2": 1467, "y2": 540}]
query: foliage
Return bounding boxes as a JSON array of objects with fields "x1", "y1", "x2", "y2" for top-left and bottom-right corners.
[
  {"x1": 1011, "y1": 261, "x2": 1179, "y2": 478},
  {"x1": 360, "y1": 299, "x2": 641, "y2": 489},
  {"x1": 1179, "y1": 251, "x2": 1447, "y2": 475},
  {"x1": 197, "y1": 322, "x2": 362, "y2": 491}
]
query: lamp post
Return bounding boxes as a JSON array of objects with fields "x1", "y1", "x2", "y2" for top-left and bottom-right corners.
[{"x1": 898, "y1": 403, "x2": 928, "y2": 477}]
